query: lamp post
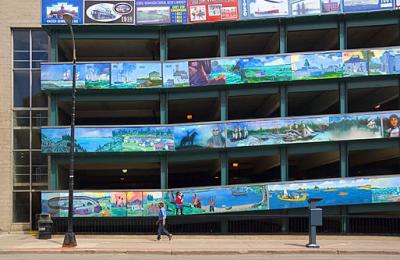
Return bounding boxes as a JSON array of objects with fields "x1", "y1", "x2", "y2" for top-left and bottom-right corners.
[{"x1": 62, "y1": 13, "x2": 77, "y2": 247}]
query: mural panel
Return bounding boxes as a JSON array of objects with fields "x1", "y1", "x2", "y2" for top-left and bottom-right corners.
[
  {"x1": 111, "y1": 62, "x2": 162, "y2": 88},
  {"x1": 289, "y1": 0, "x2": 321, "y2": 16},
  {"x1": 369, "y1": 48, "x2": 400, "y2": 75},
  {"x1": 126, "y1": 192, "x2": 144, "y2": 216},
  {"x1": 163, "y1": 61, "x2": 190, "y2": 88},
  {"x1": 372, "y1": 177, "x2": 400, "y2": 203},
  {"x1": 136, "y1": 0, "x2": 188, "y2": 25},
  {"x1": 188, "y1": 0, "x2": 239, "y2": 23},
  {"x1": 143, "y1": 192, "x2": 164, "y2": 216},
  {"x1": 291, "y1": 52, "x2": 343, "y2": 80},
  {"x1": 174, "y1": 123, "x2": 226, "y2": 150},
  {"x1": 343, "y1": 0, "x2": 394, "y2": 13},
  {"x1": 321, "y1": 0, "x2": 341, "y2": 13},
  {"x1": 342, "y1": 51, "x2": 368, "y2": 77}
]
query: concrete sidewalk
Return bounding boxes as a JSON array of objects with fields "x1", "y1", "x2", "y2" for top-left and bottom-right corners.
[{"x1": 0, "y1": 233, "x2": 399, "y2": 255}]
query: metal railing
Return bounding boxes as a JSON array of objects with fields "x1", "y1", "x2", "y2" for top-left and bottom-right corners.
[{"x1": 46, "y1": 214, "x2": 400, "y2": 235}]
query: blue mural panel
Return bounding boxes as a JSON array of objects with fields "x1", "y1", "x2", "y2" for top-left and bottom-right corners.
[
  {"x1": 239, "y1": 0, "x2": 289, "y2": 20},
  {"x1": 268, "y1": 178, "x2": 372, "y2": 210},
  {"x1": 369, "y1": 48, "x2": 400, "y2": 75},
  {"x1": 42, "y1": 0, "x2": 83, "y2": 25},
  {"x1": 291, "y1": 52, "x2": 343, "y2": 80},
  {"x1": 342, "y1": 50, "x2": 369, "y2": 77},
  {"x1": 372, "y1": 177, "x2": 400, "y2": 203},
  {"x1": 343, "y1": 0, "x2": 394, "y2": 13},
  {"x1": 111, "y1": 62, "x2": 162, "y2": 88},
  {"x1": 136, "y1": 0, "x2": 188, "y2": 25},
  {"x1": 163, "y1": 61, "x2": 190, "y2": 88},
  {"x1": 174, "y1": 123, "x2": 226, "y2": 150}
]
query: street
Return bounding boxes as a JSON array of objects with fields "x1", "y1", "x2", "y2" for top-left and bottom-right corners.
[{"x1": 0, "y1": 255, "x2": 399, "y2": 260}]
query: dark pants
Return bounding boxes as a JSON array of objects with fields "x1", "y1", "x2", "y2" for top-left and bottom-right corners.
[{"x1": 157, "y1": 222, "x2": 171, "y2": 240}]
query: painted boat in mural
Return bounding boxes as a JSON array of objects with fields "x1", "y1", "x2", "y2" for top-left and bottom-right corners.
[{"x1": 278, "y1": 193, "x2": 307, "y2": 202}]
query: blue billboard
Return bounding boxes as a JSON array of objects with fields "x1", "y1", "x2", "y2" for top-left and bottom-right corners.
[
  {"x1": 343, "y1": 0, "x2": 394, "y2": 13},
  {"x1": 42, "y1": 0, "x2": 84, "y2": 25},
  {"x1": 136, "y1": 0, "x2": 188, "y2": 25}
]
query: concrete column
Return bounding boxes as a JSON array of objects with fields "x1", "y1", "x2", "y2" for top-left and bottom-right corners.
[
  {"x1": 219, "y1": 28, "x2": 227, "y2": 57},
  {"x1": 160, "y1": 156, "x2": 168, "y2": 189},
  {"x1": 279, "y1": 21, "x2": 287, "y2": 54}
]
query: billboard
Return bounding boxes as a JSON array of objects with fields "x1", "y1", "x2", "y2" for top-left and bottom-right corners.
[
  {"x1": 84, "y1": 0, "x2": 135, "y2": 24},
  {"x1": 136, "y1": 0, "x2": 188, "y2": 25},
  {"x1": 343, "y1": 0, "x2": 394, "y2": 13},
  {"x1": 239, "y1": 0, "x2": 289, "y2": 20},
  {"x1": 321, "y1": 0, "x2": 341, "y2": 13},
  {"x1": 188, "y1": 0, "x2": 239, "y2": 23},
  {"x1": 289, "y1": 0, "x2": 321, "y2": 16},
  {"x1": 42, "y1": 0, "x2": 84, "y2": 25}
]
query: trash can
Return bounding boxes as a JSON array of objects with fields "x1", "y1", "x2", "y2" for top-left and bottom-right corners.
[{"x1": 37, "y1": 213, "x2": 53, "y2": 239}]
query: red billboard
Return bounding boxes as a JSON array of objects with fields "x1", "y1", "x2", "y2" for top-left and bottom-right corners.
[{"x1": 188, "y1": 0, "x2": 239, "y2": 23}]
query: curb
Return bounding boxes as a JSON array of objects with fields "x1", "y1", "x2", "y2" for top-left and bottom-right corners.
[{"x1": 0, "y1": 249, "x2": 399, "y2": 255}]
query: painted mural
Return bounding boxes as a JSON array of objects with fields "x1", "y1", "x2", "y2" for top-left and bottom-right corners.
[
  {"x1": 41, "y1": 175, "x2": 400, "y2": 218},
  {"x1": 163, "y1": 61, "x2": 190, "y2": 88},
  {"x1": 268, "y1": 178, "x2": 372, "y2": 209},
  {"x1": 41, "y1": 192, "x2": 127, "y2": 217},
  {"x1": 239, "y1": 0, "x2": 289, "y2": 20},
  {"x1": 342, "y1": 50, "x2": 369, "y2": 77},
  {"x1": 174, "y1": 123, "x2": 226, "y2": 150},
  {"x1": 289, "y1": 0, "x2": 321, "y2": 16},
  {"x1": 369, "y1": 48, "x2": 400, "y2": 75},
  {"x1": 76, "y1": 63, "x2": 111, "y2": 89},
  {"x1": 41, "y1": 64, "x2": 74, "y2": 90},
  {"x1": 166, "y1": 185, "x2": 268, "y2": 216},
  {"x1": 239, "y1": 55, "x2": 292, "y2": 83},
  {"x1": 42, "y1": 111, "x2": 400, "y2": 153},
  {"x1": 126, "y1": 192, "x2": 144, "y2": 216},
  {"x1": 291, "y1": 52, "x2": 343, "y2": 80},
  {"x1": 111, "y1": 62, "x2": 162, "y2": 88},
  {"x1": 371, "y1": 177, "x2": 400, "y2": 203}
]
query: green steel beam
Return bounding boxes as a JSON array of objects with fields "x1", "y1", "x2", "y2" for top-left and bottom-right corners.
[
  {"x1": 58, "y1": 93, "x2": 160, "y2": 102},
  {"x1": 280, "y1": 85, "x2": 287, "y2": 117},
  {"x1": 166, "y1": 29, "x2": 219, "y2": 39},
  {"x1": 56, "y1": 154, "x2": 160, "y2": 164},
  {"x1": 58, "y1": 31, "x2": 159, "y2": 39},
  {"x1": 168, "y1": 150, "x2": 219, "y2": 162},
  {"x1": 220, "y1": 152, "x2": 228, "y2": 185},
  {"x1": 160, "y1": 29, "x2": 167, "y2": 61},
  {"x1": 160, "y1": 93, "x2": 168, "y2": 124},
  {"x1": 340, "y1": 143, "x2": 348, "y2": 178},
  {"x1": 341, "y1": 206, "x2": 348, "y2": 233},
  {"x1": 227, "y1": 147, "x2": 279, "y2": 158},
  {"x1": 229, "y1": 86, "x2": 279, "y2": 96},
  {"x1": 346, "y1": 16, "x2": 399, "y2": 28},
  {"x1": 339, "y1": 20, "x2": 347, "y2": 50},
  {"x1": 287, "y1": 82, "x2": 338, "y2": 93},
  {"x1": 339, "y1": 82, "x2": 347, "y2": 114},
  {"x1": 347, "y1": 77, "x2": 399, "y2": 90},
  {"x1": 168, "y1": 90, "x2": 219, "y2": 100},
  {"x1": 50, "y1": 32, "x2": 58, "y2": 62},
  {"x1": 50, "y1": 156, "x2": 58, "y2": 189},
  {"x1": 219, "y1": 28, "x2": 227, "y2": 57},
  {"x1": 226, "y1": 24, "x2": 278, "y2": 35},
  {"x1": 49, "y1": 95, "x2": 58, "y2": 126},
  {"x1": 287, "y1": 20, "x2": 337, "y2": 31},
  {"x1": 160, "y1": 155, "x2": 168, "y2": 189},
  {"x1": 348, "y1": 139, "x2": 400, "y2": 151},
  {"x1": 288, "y1": 143, "x2": 339, "y2": 155},
  {"x1": 279, "y1": 21, "x2": 287, "y2": 54},
  {"x1": 348, "y1": 203, "x2": 400, "y2": 213},
  {"x1": 220, "y1": 90, "x2": 228, "y2": 121},
  {"x1": 280, "y1": 147, "x2": 288, "y2": 181}
]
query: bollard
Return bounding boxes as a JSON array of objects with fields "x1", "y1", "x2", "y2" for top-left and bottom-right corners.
[{"x1": 306, "y1": 198, "x2": 322, "y2": 248}]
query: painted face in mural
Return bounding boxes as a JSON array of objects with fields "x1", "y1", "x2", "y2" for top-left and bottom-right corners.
[{"x1": 389, "y1": 115, "x2": 399, "y2": 128}]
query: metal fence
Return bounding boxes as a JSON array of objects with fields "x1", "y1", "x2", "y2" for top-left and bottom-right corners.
[{"x1": 46, "y1": 214, "x2": 400, "y2": 235}]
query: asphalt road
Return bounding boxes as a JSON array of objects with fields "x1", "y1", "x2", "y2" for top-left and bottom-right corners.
[{"x1": 0, "y1": 255, "x2": 399, "y2": 260}]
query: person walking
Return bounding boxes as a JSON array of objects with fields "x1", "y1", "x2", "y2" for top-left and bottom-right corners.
[{"x1": 156, "y1": 202, "x2": 172, "y2": 241}]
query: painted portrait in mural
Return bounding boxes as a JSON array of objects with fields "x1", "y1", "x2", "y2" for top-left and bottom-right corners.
[
  {"x1": 188, "y1": 60, "x2": 226, "y2": 86},
  {"x1": 174, "y1": 123, "x2": 226, "y2": 150},
  {"x1": 382, "y1": 113, "x2": 400, "y2": 138}
]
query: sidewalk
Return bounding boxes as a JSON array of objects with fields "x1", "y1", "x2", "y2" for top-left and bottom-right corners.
[{"x1": 0, "y1": 233, "x2": 399, "y2": 255}]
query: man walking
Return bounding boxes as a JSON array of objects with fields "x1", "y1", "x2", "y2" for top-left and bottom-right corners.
[{"x1": 156, "y1": 202, "x2": 172, "y2": 241}]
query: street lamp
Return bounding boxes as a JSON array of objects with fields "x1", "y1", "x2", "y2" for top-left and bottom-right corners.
[{"x1": 62, "y1": 13, "x2": 77, "y2": 247}]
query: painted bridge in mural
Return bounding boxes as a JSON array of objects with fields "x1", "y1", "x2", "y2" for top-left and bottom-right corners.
[{"x1": 42, "y1": 175, "x2": 400, "y2": 217}]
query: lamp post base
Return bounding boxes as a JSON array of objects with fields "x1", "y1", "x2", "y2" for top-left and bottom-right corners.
[{"x1": 63, "y1": 232, "x2": 77, "y2": 247}]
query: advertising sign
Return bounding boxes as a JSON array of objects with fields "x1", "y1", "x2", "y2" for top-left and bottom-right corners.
[
  {"x1": 136, "y1": 0, "x2": 188, "y2": 25},
  {"x1": 289, "y1": 0, "x2": 321, "y2": 16},
  {"x1": 84, "y1": 0, "x2": 135, "y2": 24},
  {"x1": 42, "y1": 0, "x2": 84, "y2": 25},
  {"x1": 321, "y1": 0, "x2": 341, "y2": 13},
  {"x1": 188, "y1": 0, "x2": 239, "y2": 23},
  {"x1": 239, "y1": 0, "x2": 289, "y2": 20},
  {"x1": 342, "y1": 0, "x2": 394, "y2": 13}
]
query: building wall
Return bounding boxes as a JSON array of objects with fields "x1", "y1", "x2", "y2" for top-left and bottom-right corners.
[{"x1": 0, "y1": 0, "x2": 41, "y2": 231}]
